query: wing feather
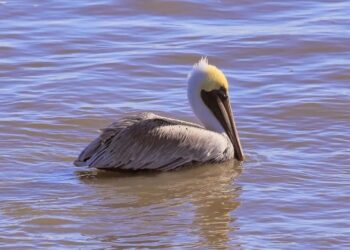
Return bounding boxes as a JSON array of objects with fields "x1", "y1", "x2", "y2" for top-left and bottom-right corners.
[{"x1": 74, "y1": 112, "x2": 231, "y2": 170}]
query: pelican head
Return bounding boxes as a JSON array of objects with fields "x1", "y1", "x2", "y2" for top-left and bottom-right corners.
[{"x1": 187, "y1": 58, "x2": 244, "y2": 161}]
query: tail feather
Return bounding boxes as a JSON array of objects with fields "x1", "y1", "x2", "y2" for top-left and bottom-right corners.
[{"x1": 73, "y1": 137, "x2": 102, "y2": 167}]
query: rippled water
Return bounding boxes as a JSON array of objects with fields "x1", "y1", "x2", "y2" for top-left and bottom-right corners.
[{"x1": 1, "y1": 0, "x2": 350, "y2": 249}]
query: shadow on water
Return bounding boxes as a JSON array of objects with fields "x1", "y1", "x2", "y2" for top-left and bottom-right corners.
[{"x1": 75, "y1": 161, "x2": 243, "y2": 249}]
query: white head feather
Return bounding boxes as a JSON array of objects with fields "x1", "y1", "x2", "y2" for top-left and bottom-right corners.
[
  {"x1": 188, "y1": 57, "x2": 209, "y2": 79},
  {"x1": 187, "y1": 58, "x2": 228, "y2": 133}
]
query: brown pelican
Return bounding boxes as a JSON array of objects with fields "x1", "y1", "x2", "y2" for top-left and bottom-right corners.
[{"x1": 74, "y1": 58, "x2": 244, "y2": 170}]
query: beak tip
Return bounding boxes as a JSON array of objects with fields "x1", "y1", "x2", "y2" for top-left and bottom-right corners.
[{"x1": 234, "y1": 153, "x2": 245, "y2": 161}]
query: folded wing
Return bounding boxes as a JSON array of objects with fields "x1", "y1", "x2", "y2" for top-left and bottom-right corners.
[{"x1": 74, "y1": 112, "x2": 231, "y2": 171}]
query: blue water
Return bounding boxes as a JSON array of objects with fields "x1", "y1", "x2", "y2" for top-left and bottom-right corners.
[{"x1": 0, "y1": 0, "x2": 349, "y2": 249}]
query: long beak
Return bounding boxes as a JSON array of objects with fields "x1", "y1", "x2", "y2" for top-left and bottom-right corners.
[{"x1": 201, "y1": 88, "x2": 245, "y2": 161}]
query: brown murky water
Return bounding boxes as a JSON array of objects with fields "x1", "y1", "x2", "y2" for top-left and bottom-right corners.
[{"x1": 1, "y1": 0, "x2": 350, "y2": 249}]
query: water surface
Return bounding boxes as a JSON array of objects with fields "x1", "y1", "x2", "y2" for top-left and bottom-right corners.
[{"x1": 1, "y1": 0, "x2": 350, "y2": 249}]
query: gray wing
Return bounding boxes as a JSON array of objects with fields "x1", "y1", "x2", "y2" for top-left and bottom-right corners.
[{"x1": 74, "y1": 112, "x2": 230, "y2": 171}]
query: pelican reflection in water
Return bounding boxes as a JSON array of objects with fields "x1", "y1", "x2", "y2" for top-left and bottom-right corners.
[
  {"x1": 76, "y1": 162, "x2": 242, "y2": 248},
  {"x1": 74, "y1": 58, "x2": 244, "y2": 170}
]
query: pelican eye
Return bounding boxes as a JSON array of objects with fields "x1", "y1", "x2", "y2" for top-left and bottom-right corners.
[{"x1": 218, "y1": 87, "x2": 228, "y2": 100}]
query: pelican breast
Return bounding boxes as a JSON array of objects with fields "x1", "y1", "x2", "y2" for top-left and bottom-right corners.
[{"x1": 74, "y1": 112, "x2": 234, "y2": 171}]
